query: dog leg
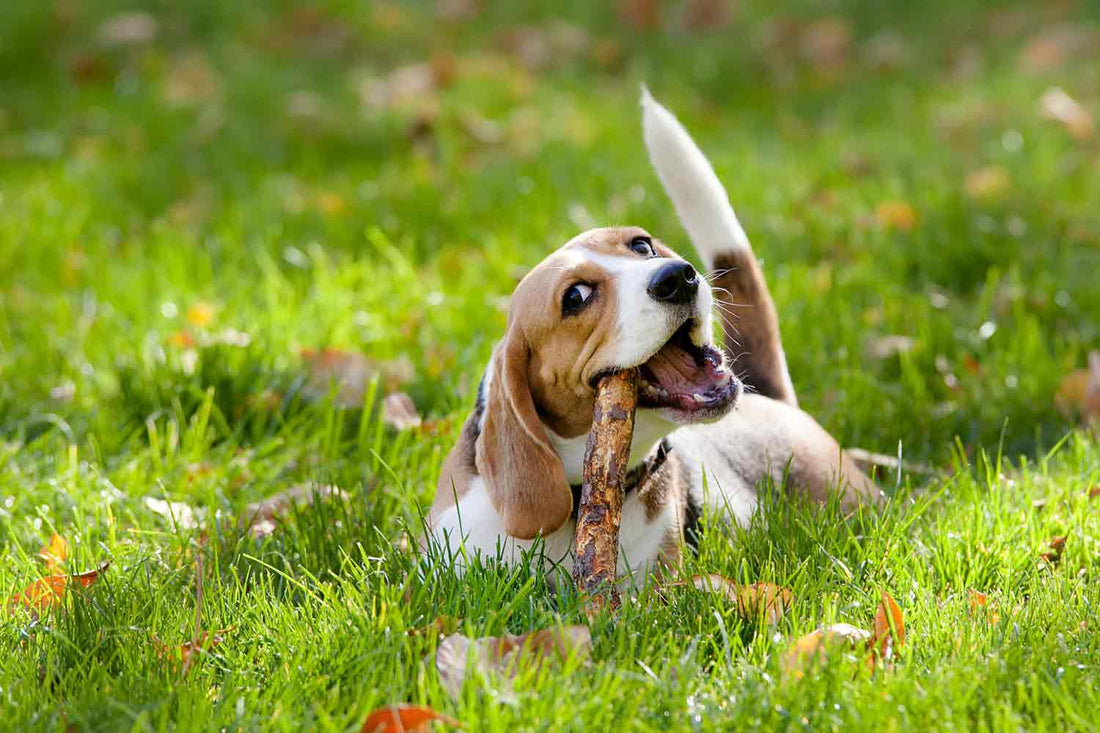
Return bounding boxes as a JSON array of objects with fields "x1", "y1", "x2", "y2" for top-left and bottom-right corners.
[{"x1": 641, "y1": 89, "x2": 797, "y2": 406}]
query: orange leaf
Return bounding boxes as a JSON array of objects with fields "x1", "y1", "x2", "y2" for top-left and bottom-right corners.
[
  {"x1": 186, "y1": 301, "x2": 216, "y2": 328},
  {"x1": 736, "y1": 582, "x2": 793, "y2": 625},
  {"x1": 875, "y1": 200, "x2": 918, "y2": 231},
  {"x1": 781, "y1": 623, "x2": 871, "y2": 679},
  {"x1": 967, "y1": 589, "x2": 1001, "y2": 624},
  {"x1": 38, "y1": 533, "x2": 68, "y2": 572},
  {"x1": 7, "y1": 562, "x2": 108, "y2": 616},
  {"x1": 667, "y1": 576, "x2": 792, "y2": 625},
  {"x1": 362, "y1": 704, "x2": 460, "y2": 733},
  {"x1": 868, "y1": 591, "x2": 906, "y2": 669},
  {"x1": 1041, "y1": 535, "x2": 1067, "y2": 566}
]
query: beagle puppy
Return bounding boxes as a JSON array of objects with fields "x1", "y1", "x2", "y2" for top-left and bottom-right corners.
[{"x1": 426, "y1": 91, "x2": 880, "y2": 580}]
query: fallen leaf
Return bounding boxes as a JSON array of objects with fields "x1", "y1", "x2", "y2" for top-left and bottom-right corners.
[
  {"x1": 800, "y1": 17, "x2": 852, "y2": 71},
  {"x1": 97, "y1": 11, "x2": 157, "y2": 45},
  {"x1": 1039, "y1": 87, "x2": 1094, "y2": 140},
  {"x1": 866, "y1": 335, "x2": 915, "y2": 360},
  {"x1": 781, "y1": 623, "x2": 871, "y2": 679},
  {"x1": 242, "y1": 483, "x2": 349, "y2": 538},
  {"x1": 316, "y1": 191, "x2": 347, "y2": 216},
  {"x1": 1055, "y1": 352, "x2": 1100, "y2": 426},
  {"x1": 187, "y1": 301, "x2": 216, "y2": 328},
  {"x1": 617, "y1": 0, "x2": 661, "y2": 30},
  {"x1": 301, "y1": 349, "x2": 414, "y2": 406},
  {"x1": 1088, "y1": 486, "x2": 1100, "y2": 501},
  {"x1": 875, "y1": 201, "x2": 918, "y2": 231},
  {"x1": 965, "y1": 166, "x2": 1011, "y2": 200},
  {"x1": 8, "y1": 563, "x2": 109, "y2": 617},
  {"x1": 166, "y1": 330, "x2": 196, "y2": 348},
  {"x1": 1020, "y1": 25, "x2": 1099, "y2": 73},
  {"x1": 383, "y1": 392, "x2": 422, "y2": 430},
  {"x1": 435, "y1": 626, "x2": 591, "y2": 702},
  {"x1": 869, "y1": 591, "x2": 906, "y2": 668},
  {"x1": 436, "y1": 0, "x2": 480, "y2": 21},
  {"x1": 163, "y1": 52, "x2": 221, "y2": 106},
  {"x1": 681, "y1": 0, "x2": 733, "y2": 32},
  {"x1": 669, "y1": 573, "x2": 738, "y2": 603},
  {"x1": 37, "y1": 533, "x2": 68, "y2": 572},
  {"x1": 736, "y1": 583, "x2": 793, "y2": 625},
  {"x1": 145, "y1": 497, "x2": 205, "y2": 530},
  {"x1": 967, "y1": 589, "x2": 1001, "y2": 623},
  {"x1": 362, "y1": 704, "x2": 460, "y2": 733},
  {"x1": 1040, "y1": 535, "x2": 1067, "y2": 567}
]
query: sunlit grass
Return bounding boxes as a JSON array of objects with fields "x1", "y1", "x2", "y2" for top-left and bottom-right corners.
[{"x1": 1, "y1": 0, "x2": 1099, "y2": 729}]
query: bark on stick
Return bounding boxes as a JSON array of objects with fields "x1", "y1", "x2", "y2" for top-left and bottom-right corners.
[{"x1": 572, "y1": 368, "x2": 639, "y2": 612}]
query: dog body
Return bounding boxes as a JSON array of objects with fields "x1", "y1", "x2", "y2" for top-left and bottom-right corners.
[{"x1": 426, "y1": 92, "x2": 878, "y2": 579}]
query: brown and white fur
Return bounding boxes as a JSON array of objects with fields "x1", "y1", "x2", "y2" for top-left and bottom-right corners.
[{"x1": 425, "y1": 90, "x2": 880, "y2": 581}]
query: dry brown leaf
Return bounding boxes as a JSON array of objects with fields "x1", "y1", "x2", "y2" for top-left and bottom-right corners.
[
  {"x1": 866, "y1": 335, "x2": 915, "y2": 360},
  {"x1": 362, "y1": 704, "x2": 460, "y2": 733},
  {"x1": 737, "y1": 583, "x2": 793, "y2": 625},
  {"x1": 7, "y1": 562, "x2": 109, "y2": 617},
  {"x1": 681, "y1": 0, "x2": 733, "y2": 32},
  {"x1": 435, "y1": 626, "x2": 591, "y2": 702},
  {"x1": 301, "y1": 348, "x2": 413, "y2": 406},
  {"x1": 1020, "y1": 25, "x2": 1099, "y2": 73},
  {"x1": 875, "y1": 201, "x2": 918, "y2": 231},
  {"x1": 1039, "y1": 87, "x2": 1094, "y2": 140},
  {"x1": 869, "y1": 591, "x2": 906, "y2": 668},
  {"x1": 965, "y1": 166, "x2": 1011, "y2": 200},
  {"x1": 242, "y1": 483, "x2": 349, "y2": 538},
  {"x1": 1040, "y1": 535, "x2": 1067, "y2": 567},
  {"x1": 163, "y1": 52, "x2": 220, "y2": 106},
  {"x1": 781, "y1": 623, "x2": 871, "y2": 679},
  {"x1": 617, "y1": 0, "x2": 661, "y2": 30},
  {"x1": 800, "y1": 17, "x2": 852, "y2": 70},
  {"x1": 967, "y1": 590, "x2": 1001, "y2": 624},
  {"x1": 1055, "y1": 352, "x2": 1100, "y2": 426},
  {"x1": 37, "y1": 533, "x2": 68, "y2": 572},
  {"x1": 98, "y1": 11, "x2": 157, "y2": 45},
  {"x1": 435, "y1": 0, "x2": 480, "y2": 22},
  {"x1": 145, "y1": 497, "x2": 205, "y2": 530},
  {"x1": 667, "y1": 574, "x2": 738, "y2": 602},
  {"x1": 666, "y1": 576, "x2": 792, "y2": 624},
  {"x1": 383, "y1": 392, "x2": 422, "y2": 431}
]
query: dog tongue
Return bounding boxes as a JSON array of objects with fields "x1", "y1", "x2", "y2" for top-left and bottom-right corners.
[{"x1": 644, "y1": 340, "x2": 709, "y2": 392}]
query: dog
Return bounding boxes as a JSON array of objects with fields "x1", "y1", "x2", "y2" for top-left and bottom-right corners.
[{"x1": 425, "y1": 91, "x2": 880, "y2": 580}]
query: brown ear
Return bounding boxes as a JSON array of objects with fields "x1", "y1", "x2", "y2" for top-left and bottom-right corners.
[{"x1": 475, "y1": 329, "x2": 572, "y2": 540}]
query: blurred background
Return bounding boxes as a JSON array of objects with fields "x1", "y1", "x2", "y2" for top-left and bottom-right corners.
[{"x1": 1, "y1": 0, "x2": 1098, "y2": 487}]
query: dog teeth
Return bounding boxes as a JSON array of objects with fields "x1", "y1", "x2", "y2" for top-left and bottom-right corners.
[{"x1": 692, "y1": 393, "x2": 708, "y2": 403}]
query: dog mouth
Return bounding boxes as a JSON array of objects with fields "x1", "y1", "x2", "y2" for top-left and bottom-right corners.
[{"x1": 636, "y1": 319, "x2": 739, "y2": 417}]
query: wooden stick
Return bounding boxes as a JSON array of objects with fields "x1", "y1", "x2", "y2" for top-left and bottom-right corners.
[{"x1": 572, "y1": 368, "x2": 639, "y2": 613}]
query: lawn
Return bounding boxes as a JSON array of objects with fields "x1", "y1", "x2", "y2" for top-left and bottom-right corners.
[{"x1": 2, "y1": 0, "x2": 1099, "y2": 729}]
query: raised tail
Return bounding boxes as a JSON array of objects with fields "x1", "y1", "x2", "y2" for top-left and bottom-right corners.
[{"x1": 641, "y1": 88, "x2": 798, "y2": 406}]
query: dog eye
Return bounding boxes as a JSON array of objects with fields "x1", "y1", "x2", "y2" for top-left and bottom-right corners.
[
  {"x1": 562, "y1": 283, "x2": 594, "y2": 315},
  {"x1": 629, "y1": 236, "x2": 655, "y2": 257}
]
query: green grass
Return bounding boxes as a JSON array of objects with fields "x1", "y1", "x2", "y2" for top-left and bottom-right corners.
[{"x1": 2, "y1": 0, "x2": 1099, "y2": 729}]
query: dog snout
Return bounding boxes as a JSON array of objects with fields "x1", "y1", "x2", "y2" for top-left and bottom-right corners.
[{"x1": 647, "y1": 261, "x2": 699, "y2": 304}]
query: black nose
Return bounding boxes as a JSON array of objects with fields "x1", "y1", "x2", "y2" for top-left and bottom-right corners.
[{"x1": 647, "y1": 261, "x2": 699, "y2": 304}]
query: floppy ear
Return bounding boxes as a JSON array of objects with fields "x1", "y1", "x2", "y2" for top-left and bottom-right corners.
[{"x1": 475, "y1": 329, "x2": 572, "y2": 540}]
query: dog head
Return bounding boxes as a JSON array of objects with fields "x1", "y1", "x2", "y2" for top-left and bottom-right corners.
[{"x1": 474, "y1": 226, "x2": 741, "y2": 539}]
